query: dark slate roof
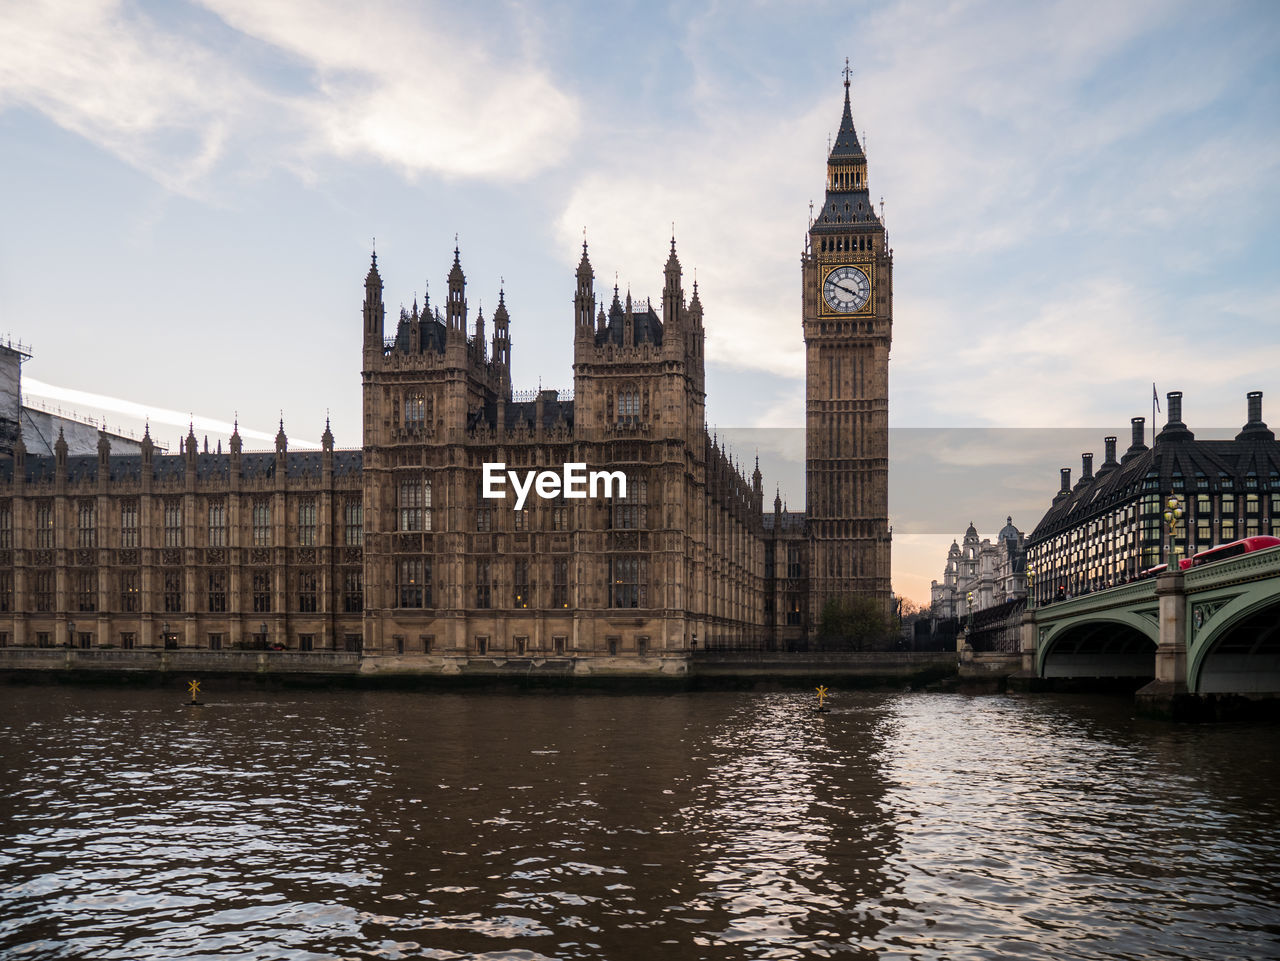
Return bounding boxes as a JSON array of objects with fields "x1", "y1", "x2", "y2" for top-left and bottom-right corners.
[
  {"x1": 241, "y1": 453, "x2": 276, "y2": 481},
  {"x1": 764, "y1": 510, "x2": 807, "y2": 534},
  {"x1": 813, "y1": 192, "x2": 881, "y2": 231},
  {"x1": 596, "y1": 295, "x2": 663, "y2": 348},
  {"x1": 1028, "y1": 433, "x2": 1280, "y2": 545},
  {"x1": 394, "y1": 307, "x2": 449, "y2": 355},
  {"x1": 470, "y1": 394, "x2": 575, "y2": 433},
  {"x1": 829, "y1": 84, "x2": 865, "y2": 160},
  {"x1": 333, "y1": 451, "x2": 362, "y2": 477},
  {"x1": 110, "y1": 454, "x2": 142, "y2": 483},
  {"x1": 66, "y1": 455, "x2": 98, "y2": 484}
]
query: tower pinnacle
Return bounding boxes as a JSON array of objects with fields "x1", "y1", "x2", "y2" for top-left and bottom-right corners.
[{"x1": 830, "y1": 61, "x2": 864, "y2": 161}]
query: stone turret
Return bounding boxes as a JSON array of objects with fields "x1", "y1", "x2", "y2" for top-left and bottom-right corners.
[
  {"x1": 492, "y1": 290, "x2": 511, "y2": 395},
  {"x1": 363, "y1": 250, "x2": 384, "y2": 352},
  {"x1": 447, "y1": 245, "x2": 466, "y2": 339},
  {"x1": 54, "y1": 427, "x2": 67, "y2": 489},
  {"x1": 322, "y1": 416, "x2": 334, "y2": 482},
  {"x1": 140, "y1": 423, "x2": 154, "y2": 483},
  {"x1": 229, "y1": 418, "x2": 241, "y2": 491},
  {"x1": 12, "y1": 430, "x2": 24, "y2": 489},
  {"x1": 662, "y1": 236, "x2": 682, "y2": 334},
  {"x1": 575, "y1": 241, "x2": 595, "y2": 347}
]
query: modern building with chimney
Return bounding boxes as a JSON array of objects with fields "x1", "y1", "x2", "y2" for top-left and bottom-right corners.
[{"x1": 1025, "y1": 391, "x2": 1280, "y2": 603}]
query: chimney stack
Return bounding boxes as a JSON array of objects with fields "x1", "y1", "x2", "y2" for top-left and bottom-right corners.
[
  {"x1": 1158, "y1": 390, "x2": 1194, "y2": 442},
  {"x1": 1122, "y1": 416, "x2": 1147, "y2": 463},
  {"x1": 1104, "y1": 436, "x2": 1117, "y2": 465},
  {"x1": 1052, "y1": 466, "x2": 1072, "y2": 504},
  {"x1": 1237, "y1": 390, "x2": 1275, "y2": 441},
  {"x1": 1081, "y1": 452, "x2": 1093, "y2": 481}
]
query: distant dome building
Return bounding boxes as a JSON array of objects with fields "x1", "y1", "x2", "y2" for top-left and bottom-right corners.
[{"x1": 930, "y1": 517, "x2": 1027, "y2": 619}]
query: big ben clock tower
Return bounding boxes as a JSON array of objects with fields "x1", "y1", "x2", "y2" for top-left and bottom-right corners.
[{"x1": 803, "y1": 64, "x2": 893, "y2": 622}]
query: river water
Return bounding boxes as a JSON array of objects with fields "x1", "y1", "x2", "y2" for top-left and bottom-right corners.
[{"x1": 0, "y1": 686, "x2": 1277, "y2": 960}]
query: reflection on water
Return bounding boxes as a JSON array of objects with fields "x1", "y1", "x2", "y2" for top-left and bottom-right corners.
[{"x1": 1, "y1": 688, "x2": 1277, "y2": 960}]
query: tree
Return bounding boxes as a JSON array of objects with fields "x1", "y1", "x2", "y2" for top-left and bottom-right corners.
[{"x1": 817, "y1": 596, "x2": 892, "y2": 651}]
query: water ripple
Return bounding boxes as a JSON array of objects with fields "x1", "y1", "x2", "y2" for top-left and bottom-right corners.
[{"x1": 1, "y1": 688, "x2": 1278, "y2": 960}]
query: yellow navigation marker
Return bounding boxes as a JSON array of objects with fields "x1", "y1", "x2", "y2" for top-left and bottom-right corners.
[
  {"x1": 188, "y1": 679, "x2": 201, "y2": 703},
  {"x1": 815, "y1": 685, "x2": 829, "y2": 709}
]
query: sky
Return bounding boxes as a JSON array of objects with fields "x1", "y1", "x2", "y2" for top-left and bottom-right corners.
[{"x1": 1, "y1": 0, "x2": 1278, "y2": 605}]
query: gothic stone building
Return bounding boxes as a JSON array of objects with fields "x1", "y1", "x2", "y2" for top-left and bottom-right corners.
[
  {"x1": 931, "y1": 518, "x2": 1027, "y2": 621},
  {"x1": 0, "y1": 76, "x2": 892, "y2": 669},
  {"x1": 801, "y1": 68, "x2": 893, "y2": 623}
]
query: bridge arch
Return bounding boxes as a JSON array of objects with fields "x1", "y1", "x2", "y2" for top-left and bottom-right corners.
[
  {"x1": 1189, "y1": 591, "x2": 1280, "y2": 695},
  {"x1": 1037, "y1": 615, "x2": 1157, "y2": 679}
]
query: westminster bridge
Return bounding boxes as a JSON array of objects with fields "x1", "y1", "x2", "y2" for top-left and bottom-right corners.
[{"x1": 1021, "y1": 544, "x2": 1280, "y2": 711}]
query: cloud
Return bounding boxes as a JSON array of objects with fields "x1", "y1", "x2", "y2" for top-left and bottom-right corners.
[
  {"x1": 556, "y1": 101, "x2": 824, "y2": 381},
  {"x1": 0, "y1": 0, "x2": 580, "y2": 191},
  {"x1": 895, "y1": 277, "x2": 1280, "y2": 427},
  {"x1": 0, "y1": 0, "x2": 245, "y2": 194},
  {"x1": 552, "y1": 0, "x2": 1278, "y2": 412},
  {"x1": 199, "y1": 0, "x2": 580, "y2": 180}
]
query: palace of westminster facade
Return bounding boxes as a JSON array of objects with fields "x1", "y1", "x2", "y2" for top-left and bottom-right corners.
[{"x1": 0, "y1": 77, "x2": 893, "y2": 670}]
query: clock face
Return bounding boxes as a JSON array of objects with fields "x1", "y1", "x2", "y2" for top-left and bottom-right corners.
[{"x1": 823, "y1": 265, "x2": 871, "y2": 313}]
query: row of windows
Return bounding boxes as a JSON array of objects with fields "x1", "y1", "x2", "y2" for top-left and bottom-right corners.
[
  {"x1": 5, "y1": 477, "x2": 669, "y2": 547},
  {"x1": 0, "y1": 499, "x2": 364, "y2": 549},
  {"x1": 2, "y1": 627, "x2": 658, "y2": 656},
  {"x1": 1162, "y1": 471, "x2": 1278, "y2": 491},
  {"x1": 827, "y1": 163, "x2": 866, "y2": 190},
  {"x1": 0, "y1": 631, "x2": 361, "y2": 652},
  {"x1": 817, "y1": 234, "x2": 872, "y2": 254},
  {"x1": 1030, "y1": 513, "x2": 1280, "y2": 590},
  {"x1": 3, "y1": 569, "x2": 362, "y2": 615},
  {"x1": 1036, "y1": 492, "x2": 1280, "y2": 557},
  {"x1": 391, "y1": 555, "x2": 632, "y2": 610},
  {"x1": 395, "y1": 476, "x2": 650, "y2": 532}
]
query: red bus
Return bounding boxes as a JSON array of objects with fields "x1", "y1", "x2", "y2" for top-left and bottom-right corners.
[{"x1": 1178, "y1": 535, "x2": 1280, "y2": 571}]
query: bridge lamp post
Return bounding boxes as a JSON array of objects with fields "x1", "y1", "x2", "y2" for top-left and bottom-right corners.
[
  {"x1": 1163, "y1": 494, "x2": 1185, "y2": 567},
  {"x1": 966, "y1": 591, "x2": 974, "y2": 633},
  {"x1": 1026, "y1": 566, "x2": 1036, "y2": 608}
]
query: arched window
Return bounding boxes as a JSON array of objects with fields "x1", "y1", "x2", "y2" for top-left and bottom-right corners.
[
  {"x1": 613, "y1": 477, "x2": 648, "y2": 530},
  {"x1": 616, "y1": 388, "x2": 641, "y2": 426},
  {"x1": 405, "y1": 392, "x2": 426, "y2": 428}
]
